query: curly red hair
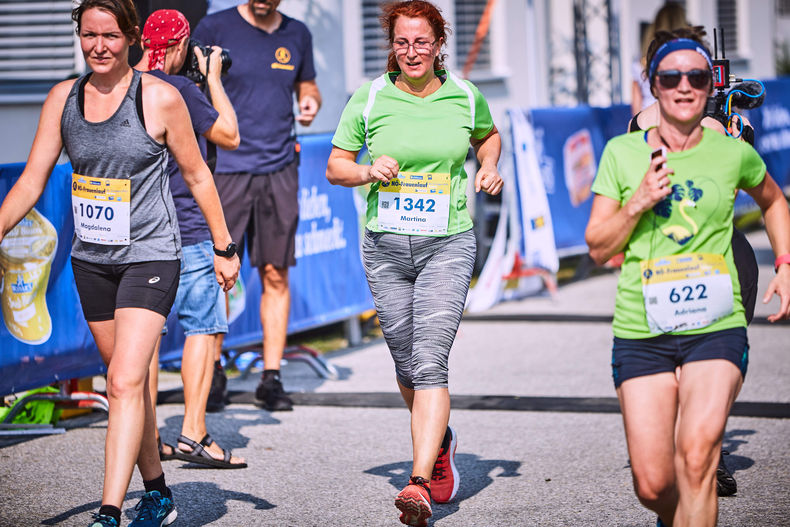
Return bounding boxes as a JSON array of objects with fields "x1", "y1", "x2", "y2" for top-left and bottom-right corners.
[{"x1": 380, "y1": 0, "x2": 450, "y2": 72}]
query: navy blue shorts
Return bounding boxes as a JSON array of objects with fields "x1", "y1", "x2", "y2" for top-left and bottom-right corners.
[{"x1": 611, "y1": 327, "x2": 748, "y2": 388}]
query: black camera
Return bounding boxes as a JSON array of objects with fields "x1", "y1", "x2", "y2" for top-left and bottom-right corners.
[
  {"x1": 704, "y1": 28, "x2": 764, "y2": 145},
  {"x1": 180, "y1": 38, "x2": 232, "y2": 84}
]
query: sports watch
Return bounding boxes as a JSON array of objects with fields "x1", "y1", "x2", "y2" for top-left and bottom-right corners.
[{"x1": 213, "y1": 242, "x2": 237, "y2": 258}]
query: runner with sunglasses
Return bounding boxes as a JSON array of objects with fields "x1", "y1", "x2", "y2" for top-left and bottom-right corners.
[
  {"x1": 586, "y1": 26, "x2": 790, "y2": 526},
  {"x1": 626, "y1": 27, "x2": 761, "y2": 499}
]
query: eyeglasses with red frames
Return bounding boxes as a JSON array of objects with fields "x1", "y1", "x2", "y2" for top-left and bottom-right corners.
[
  {"x1": 392, "y1": 39, "x2": 437, "y2": 54},
  {"x1": 655, "y1": 69, "x2": 711, "y2": 90}
]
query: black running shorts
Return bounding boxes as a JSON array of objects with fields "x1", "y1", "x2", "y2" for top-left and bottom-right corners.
[
  {"x1": 213, "y1": 160, "x2": 299, "y2": 269},
  {"x1": 71, "y1": 258, "x2": 180, "y2": 321},
  {"x1": 611, "y1": 327, "x2": 748, "y2": 388}
]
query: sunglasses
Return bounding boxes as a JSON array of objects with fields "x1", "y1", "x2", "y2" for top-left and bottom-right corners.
[{"x1": 655, "y1": 69, "x2": 711, "y2": 90}]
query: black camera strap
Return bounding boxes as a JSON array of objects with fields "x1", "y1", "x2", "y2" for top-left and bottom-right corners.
[{"x1": 198, "y1": 76, "x2": 218, "y2": 175}]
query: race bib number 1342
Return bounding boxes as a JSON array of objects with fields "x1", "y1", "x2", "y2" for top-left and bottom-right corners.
[{"x1": 377, "y1": 171, "x2": 451, "y2": 235}]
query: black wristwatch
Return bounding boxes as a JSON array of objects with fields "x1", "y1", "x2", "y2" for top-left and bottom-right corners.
[{"x1": 213, "y1": 242, "x2": 237, "y2": 258}]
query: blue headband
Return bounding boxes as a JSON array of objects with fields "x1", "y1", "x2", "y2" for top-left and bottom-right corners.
[{"x1": 648, "y1": 38, "x2": 713, "y2": 81}]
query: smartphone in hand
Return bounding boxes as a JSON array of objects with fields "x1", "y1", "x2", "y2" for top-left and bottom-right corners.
[{"x1": 651, "y1": 146, "x2": 666, "y2": 170}]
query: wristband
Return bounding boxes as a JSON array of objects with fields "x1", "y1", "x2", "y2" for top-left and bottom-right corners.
[{"x1": 775, "y1": 253, "x2": 790, "y2": 272}]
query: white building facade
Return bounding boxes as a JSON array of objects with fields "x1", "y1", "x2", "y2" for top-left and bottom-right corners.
[{"x1": 0, "y1": 0, "x2": 788, "y2": 164}]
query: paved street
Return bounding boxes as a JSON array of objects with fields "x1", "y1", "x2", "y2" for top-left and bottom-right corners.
[{"x1": 1, "y1": 230, "x2": 788, "y2": 526}]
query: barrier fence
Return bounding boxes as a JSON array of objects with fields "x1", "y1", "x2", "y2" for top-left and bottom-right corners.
[
  {"x1": 4, "y1": 78, "x2": 790, "y2": 396},
  {"x1": 514, "y1": 78, "x2": 790, "y2": 255},
  {"x1": 0, "y1": 133, "x2": 373, "y2": 396}
]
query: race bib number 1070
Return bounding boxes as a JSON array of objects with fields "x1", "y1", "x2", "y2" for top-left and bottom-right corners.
[
  {"x1": 377, "y1": 171, "x2": 451, "y2": 235},
  {"x1": 71, "y1": 173, "x2": 131, "y2": 245}
]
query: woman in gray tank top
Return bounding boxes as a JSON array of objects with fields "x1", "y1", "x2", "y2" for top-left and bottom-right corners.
[{"x1": 0, "y1": 1, "x2": 239, "y2": 526}]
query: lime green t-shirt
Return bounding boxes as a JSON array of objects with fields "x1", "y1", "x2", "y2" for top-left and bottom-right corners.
[
  {"x1": 331, "y1": 70, "x2": 495, "y2": 236},
  {"x1": 591, "y1": 128, "x2": 766, "y2": 339}
]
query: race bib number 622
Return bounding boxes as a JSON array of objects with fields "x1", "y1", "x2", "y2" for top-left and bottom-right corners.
[
  {"x1": 71, "y1": 173, "x2": 131, "y2": 245},
  {"x1": 641, "y1": 253, "x2": 733, "y2": 333}
]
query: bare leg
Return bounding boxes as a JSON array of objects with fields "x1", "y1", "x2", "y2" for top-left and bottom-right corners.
[
  {"x1": 409, "y1": 387, "x2": 450, "y2": 480},
  {"x1": 179, "y1": 333, "x2": 244, "y2": 464},
  {"x1": 617, "y1": 372, "x2": 679, "y2": 525},
  {"x1": 91, "y1": 308, "x2": 166, "y2": 508},
  {"x1": 673, "y1": 360, "x2": 742, "y2": 527},
  {"x1": 258, "y1": 264, "x2": 289, "y2": 371}
]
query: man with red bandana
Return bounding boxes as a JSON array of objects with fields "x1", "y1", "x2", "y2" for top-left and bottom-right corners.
[
  {"x1": 194, "y1": 1, "x2": 321, "y2": 412},
  {"x1": 135, "y1": 9, "x2": 246, "y2": 468}
]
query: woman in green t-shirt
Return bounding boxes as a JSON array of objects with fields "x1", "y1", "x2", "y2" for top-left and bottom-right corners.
[
  {"x1": 585, "y1": 27, "x2": 790, "y2": 526},
  {"x1": 326, "y1": 2, "x2": 501, "y2": 525}
]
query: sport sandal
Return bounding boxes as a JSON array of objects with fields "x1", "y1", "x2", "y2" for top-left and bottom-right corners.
[{"x1": 174, "y1": 433, "x2": 247, "y2": 469}]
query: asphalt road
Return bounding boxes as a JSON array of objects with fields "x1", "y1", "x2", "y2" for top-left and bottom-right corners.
[{"x1": 1, "y1": 230, "x2": 788, "y2": 526}]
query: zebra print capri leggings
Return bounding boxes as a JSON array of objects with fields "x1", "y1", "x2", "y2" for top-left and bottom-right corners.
[{"x1": 362, "y1": 228, "x2": 476, "y2": 390}]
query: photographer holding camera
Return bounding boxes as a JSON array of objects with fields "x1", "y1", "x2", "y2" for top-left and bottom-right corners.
[{"x1": 135, "y1": 9, "x2": 247, "y2": 469}]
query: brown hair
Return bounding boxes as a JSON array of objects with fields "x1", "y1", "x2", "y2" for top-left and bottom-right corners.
[
  {"x1": 640, "y1": 2, "x2": 688, "y2": 59},
  {"x1": 645, "y1": 26, "x2": 712, "y2": 94},
  {"x1": 72, "y1": 0, "x2": 140, "y2": 45},
  {"x1": 380, "y1": 0, "x2": 450, "y2": 72}
]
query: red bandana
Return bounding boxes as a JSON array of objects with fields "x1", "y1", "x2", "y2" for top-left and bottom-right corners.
[{"x1": 142, "y1": 9, "x2": 190, "y2": 71}]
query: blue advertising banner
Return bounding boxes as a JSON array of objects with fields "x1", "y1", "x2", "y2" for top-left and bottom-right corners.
[
  {"x1": 0, "y1": 163, "x2": 102, "y2": 396},
  {"x1": 519, "y1": 78, "x2": 790, "y2": 254},
  {"x1": 0, "y1": 133, "x2": 374, "y2": 394},
  {"x1": 158, "y1": 133, "x2": 374, "y2": 362},
  {"x1": 735, "y1": 78, "x2": 790, "y2": 212},
  {"x1": 526, "y1": 104, "x2": 631, "y2": 254}
]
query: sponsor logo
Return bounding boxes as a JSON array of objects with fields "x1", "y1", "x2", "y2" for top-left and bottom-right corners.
[
  {"x1": 148, "y1": 276, "x2": 160, "y2": 284},
  {"x1": 120, "y1": 119, "x2": 131, "y2": 127},
  {"x1": 271, "y1": 47, "x2": 295, "y2": 70}
]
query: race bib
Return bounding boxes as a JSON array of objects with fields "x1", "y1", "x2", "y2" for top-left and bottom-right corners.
[
  {"x1": 71, "y1": 173, "x2": 131, "y2": 245},
  {"x1": 377, "y1": 172, "x2": 451, "y2": 235},
  {"x1": 641, "y1": 253, "x2": 734, "y2": 334}
]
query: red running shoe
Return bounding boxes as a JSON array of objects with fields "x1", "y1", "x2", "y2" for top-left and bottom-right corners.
[
  {"x1": 395, "y1": 476, "x2": 432, "y2": 527},
  {"x1": 431, "y1": 426, "x2": 459, "y2": 503}
]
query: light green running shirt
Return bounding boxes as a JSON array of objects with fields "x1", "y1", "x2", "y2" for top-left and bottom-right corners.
[
  {"x1": 591, "y1": 128, "x2": 766, "y2": 339},
  {"x1": 332, "y1": 70, "x2": 494, "y2": 236}
]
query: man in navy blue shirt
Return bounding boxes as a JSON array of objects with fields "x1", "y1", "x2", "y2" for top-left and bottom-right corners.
[
  {"x1": 136, "y1": 9, "x2": 246, "y2": 468},
  {"x1": 194, "y1": 0, "x2": 322, "y2": 411}
]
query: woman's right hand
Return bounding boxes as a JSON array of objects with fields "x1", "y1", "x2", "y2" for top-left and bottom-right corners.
[
  {"x1": 366, "y1": 155, "x2": 399, "y2": 183},
  {"x1": 627, "y1": 153, "x2": 674, "y2": 216}
]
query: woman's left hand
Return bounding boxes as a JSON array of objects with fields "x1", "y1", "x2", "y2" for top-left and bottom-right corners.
[
  {"x1": 214, "y1": 254, "x2": 240, "y2": 293},
  {"x1": 475, "y1": 164, "x2": 503, "y2": 195},
  {"x1": 763, "y1": 265, "x2": 790, "y2": 322}
]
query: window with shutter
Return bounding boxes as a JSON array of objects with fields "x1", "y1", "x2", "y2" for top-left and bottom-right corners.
[
  {"x1": 0, "y1": 1, "x2": 79, "y2": 86},
  {"x1": 362, "y1": 0, "x2": 388, "y2": 77},
  {"x1": 716, "y1": 0, "x2": 738, "y2": 56},
  {"x1": 455, "y1": 0, "x2": 491, "y2": 74}
]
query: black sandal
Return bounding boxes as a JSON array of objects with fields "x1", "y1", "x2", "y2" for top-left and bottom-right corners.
[
  {"x1": 158, "y1": 436, "x2": 178, "y2": 461},
  {"x1": 174, "y1": 433, "x2": 247, "y2": 469}
]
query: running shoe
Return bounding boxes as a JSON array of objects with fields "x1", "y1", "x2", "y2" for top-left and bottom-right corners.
[
  {"x1": 716, "y1": 450, "x2": 737, "y2": 496},
  {"x1": 431, "y1": 426, "x2": 459, "y2": 503},
  {"x1": 254, "y1": 376, "x2": 293, "y2": 412},
  {"x1": 395, "y1": 476, "x2": 432, "y2": 527},
  {"x1": 89, "y1": 513, "x2": 119, "y2": 527},
  {"x1": 129, "y1": 490, "x2": 177, "y2": 527}
]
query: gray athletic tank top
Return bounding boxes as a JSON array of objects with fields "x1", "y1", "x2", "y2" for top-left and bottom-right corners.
[{"x1": 61, "y1": 69, "x2": 181, "y2": 264}]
